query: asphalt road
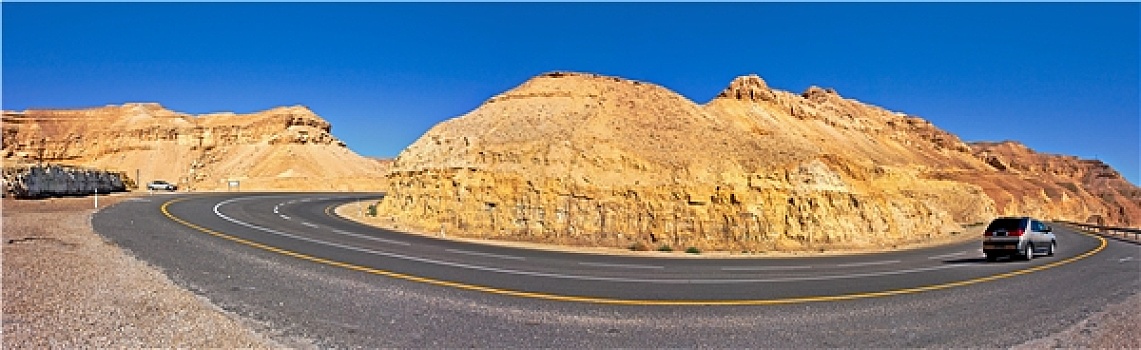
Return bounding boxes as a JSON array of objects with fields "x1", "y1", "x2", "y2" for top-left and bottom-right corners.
[{"x1": 93, "y1": 193, "x2": 1140, "y2": 347}]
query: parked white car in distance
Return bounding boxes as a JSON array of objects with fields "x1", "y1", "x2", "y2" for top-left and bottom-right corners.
[{"x1": 146, "y1": 180, "x2": 177, "y2": 191}]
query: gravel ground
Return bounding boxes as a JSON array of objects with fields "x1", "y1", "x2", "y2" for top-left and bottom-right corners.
[
  {"x1": 2, "y1": 195, "x2": 280, "y2": 348},
  {"x1": 2, "y1": 195, "x2": 1135, "y2": 347},
  {"x1": 1015, "y1": 281, "x2": 1140, "y2": 349}
]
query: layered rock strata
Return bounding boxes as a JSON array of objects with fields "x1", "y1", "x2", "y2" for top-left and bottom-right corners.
[
  {"x1": 378, "y1": 72, "x2": 1139, "y2": 251},
  {"x1": 2, "y1": 103, "x2": 387, "y2": 191}
]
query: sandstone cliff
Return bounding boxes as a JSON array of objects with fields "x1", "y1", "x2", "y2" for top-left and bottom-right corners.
[
  {"x1": 2, "y1": 103, "x2": 387, "y2": 191},
  {"x1": 378, "y1": 72, "x2": 1138, "y2": 252}
]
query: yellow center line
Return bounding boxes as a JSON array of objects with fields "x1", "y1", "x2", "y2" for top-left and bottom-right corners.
[{"x1": 161, "y1": 197, "x2": 1108, "y2": 306}]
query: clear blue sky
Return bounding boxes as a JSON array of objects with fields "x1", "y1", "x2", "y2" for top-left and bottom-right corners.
[{"x1": 3, "y1": 3, "x2": 1138, "y2": 185}]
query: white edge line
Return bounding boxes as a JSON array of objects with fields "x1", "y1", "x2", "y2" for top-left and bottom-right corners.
[{"x1": 209, "y1": 196, "x2": 969, "y2": 284}]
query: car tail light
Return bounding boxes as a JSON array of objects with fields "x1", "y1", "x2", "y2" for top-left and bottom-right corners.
[{"x1": 985, "y1": 229, "x2": 1024, "y2": 237}]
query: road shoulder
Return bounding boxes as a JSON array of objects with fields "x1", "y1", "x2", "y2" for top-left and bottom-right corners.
[
  {"x1": 1015, "y1": 291, "x2": 1140, "y2": 349},
  {"x1": 2, "y1": 195, "x2": 281, "y2": 348}
]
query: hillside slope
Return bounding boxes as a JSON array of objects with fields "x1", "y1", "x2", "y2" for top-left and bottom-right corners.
[{"x1": 378, "y1": 72, "x2": 1138, "y2": 251}]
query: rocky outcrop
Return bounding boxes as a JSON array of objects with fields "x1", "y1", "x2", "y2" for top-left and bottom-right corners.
[
  {"x1": 377, "y1": 72, "x2": 1138, "y2": 252},
  {"x1": 2, "y1": 164, "x2": 129, "y2": 198},
  {"x1": 371, "y1": 74, "x2": 936, "y2": 250},
  {"x1": 945, "y1": 141, "x2": 1140, "y2": 227},
  {"x1": 2, "y1": 103, "x2": 387, "y2": 191}
]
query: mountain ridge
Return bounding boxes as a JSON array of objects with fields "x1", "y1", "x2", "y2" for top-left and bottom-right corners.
[{"x1": 2, "y1": 103, "x2": 387, "y2": 191}]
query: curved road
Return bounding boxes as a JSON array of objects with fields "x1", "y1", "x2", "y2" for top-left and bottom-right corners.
[{"x1": 94, "y1": 193, "x2": 1140, "y2": 347}]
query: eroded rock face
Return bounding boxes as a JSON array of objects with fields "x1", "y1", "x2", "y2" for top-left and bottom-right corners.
[
  {"x1": 384, "y1": 72, "x2": 1138, "y2": 252},
  {"x1": 951, "y1": 141, "x2": 1140, "y2": 227},
  {"x1": 2, "y1": 103, "x2": 388, "y2": 191}
]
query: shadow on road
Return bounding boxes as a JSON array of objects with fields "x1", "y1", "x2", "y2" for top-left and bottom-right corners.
[{"x1": 942, "y1": 257, "x2": 988, "y2": 264}]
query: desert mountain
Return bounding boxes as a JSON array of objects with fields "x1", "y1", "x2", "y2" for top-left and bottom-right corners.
[
  {"x1": 378, "y1": 72, "x2": 1139, "y2": 251},
  {"x1": 2, "y1": 103, "x2": 387, "y2": 191}
]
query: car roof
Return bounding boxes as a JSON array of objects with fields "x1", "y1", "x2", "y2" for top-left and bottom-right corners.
[
  {"x1": 988, "y1": 217, "x2": 1031, "y2": 227},
  {"x1": 994, "y1": 216, "x2": 1033, "y2": 221}
]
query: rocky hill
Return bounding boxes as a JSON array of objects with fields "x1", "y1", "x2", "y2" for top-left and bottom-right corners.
[
  {"x1": 378, "y1": 72, "x2": 1139, "y2": 252},
  {"x1": 2, "y1": 103, "x2": 388, "y2": 191},
  {"x1": 951, "y1": 141, "x2": 1139, "y2": 226}
]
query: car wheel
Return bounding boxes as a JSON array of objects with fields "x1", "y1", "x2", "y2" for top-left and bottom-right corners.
[
  {"x1": 985, "y1": 254, "x2": 997, "y2": 262},
  {"x1": 1023, "y1": 244, "x2": 1034, "y2": 261},
  {"x1": 1047, "y1": 242, "x2": 1055, "y2": 257}
]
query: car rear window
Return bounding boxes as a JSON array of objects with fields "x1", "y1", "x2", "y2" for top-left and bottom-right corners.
[{"x1": 986, "y1": 218, "x2": 1025, "y2": 232}]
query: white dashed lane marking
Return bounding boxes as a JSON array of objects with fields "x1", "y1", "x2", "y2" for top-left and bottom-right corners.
[
  {"x1": 836, "y1": 260, "x2": 901, "y2": 268},
  {"x1": 446, "y1": 249, "x2": 526, "y2": 261},
  {"x1": 928, "y1": 251, "x2": 970, "y2": 260},
  {"x1": 579, "y1": 262, "x2": 664, "y2": 270},
  {"x1": 721, "y1": 265, "x2": 813, "y2": 271},
  {"x1": 328, "y1": 229, "x2": 411, "y2": 247}
]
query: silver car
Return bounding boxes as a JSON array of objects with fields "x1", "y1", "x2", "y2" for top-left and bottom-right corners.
[
  {"x1": 146, "y1": 180, "x2": 177, "y2": 191},
  {"x1": 982, "y1": 217, "x2": 1056, "y2": 261}
]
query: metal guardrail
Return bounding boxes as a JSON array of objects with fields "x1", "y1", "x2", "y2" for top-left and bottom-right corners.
[{"x1": 1057, "y1": 221, "x2": 1141, "y2": 241}]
